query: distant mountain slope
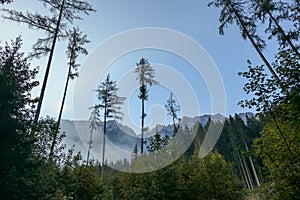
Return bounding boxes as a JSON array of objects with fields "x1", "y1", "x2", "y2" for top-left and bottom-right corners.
[
  {"x1": 148, "y1": 113, "x2": 253, "y2": 138},
  {"x1": 60, "y1": 112, "x2": 253, "y2": 163}
]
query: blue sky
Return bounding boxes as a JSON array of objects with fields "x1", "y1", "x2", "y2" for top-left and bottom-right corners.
[{"x1": 0, "y1": 0, "x2": 279, "y2": 132}]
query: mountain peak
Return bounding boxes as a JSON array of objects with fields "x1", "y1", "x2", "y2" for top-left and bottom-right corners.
[{"x1": 59, "y1": 112, "x2": 253, "y2": 163}]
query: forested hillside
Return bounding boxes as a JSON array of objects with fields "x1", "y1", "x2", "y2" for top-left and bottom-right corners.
[{"x1": 0, "y1": 0, "x2": 299, "y2": 199}]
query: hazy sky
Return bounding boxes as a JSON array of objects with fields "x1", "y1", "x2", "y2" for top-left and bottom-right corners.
[{"x1": 0, "y1": 0, "x2": 279, "y2": 132}]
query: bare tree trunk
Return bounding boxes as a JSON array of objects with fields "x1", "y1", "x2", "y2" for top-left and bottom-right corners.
[
  {"x1": 172, "y1": 116, "x2": 178, "y2": 136},
  {"x1": 228, "y1": 123, "x2": 247, "y2": 187},
  {"x1": 227, "y1": 0, "x2": 281, "y2": 84},
  {"x1": 241, "y1": 152, "x2": 254, "y2": 189},
  {"x1": 101, "y1": 106, "x2": 107, "y2": 177},
  {"x1": 243, "y1": 137, "x2": 261, "y2": 187},
  {"x1": 141, "y1": 95, "x2": 145, "y2": 154},
  {"x1": 86, "y1": 129, "x2": 93, "y2": 165},
  {"x1": 34, "y1": 0, "x2": 65, "y2": 123},
  {"x1": 240, "y1": 127, "x2": 261, "y2": 187},
  {"x1": 49, "y1": 52, "x2": 71, "y2": 158},
  {"x1": 238, "y1": 152, "x2": 251, "y2": 189},
  {"x1": 248, "y1": 155, "x2": 260, "y2": 187},
  {"x1": 237, "y1": 162, "x2": 245, "y2": 184}
]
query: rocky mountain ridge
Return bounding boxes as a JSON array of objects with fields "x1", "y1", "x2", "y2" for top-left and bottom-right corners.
[{"x1": 60, "y1": 112, "x2": 254, "y2": 162}]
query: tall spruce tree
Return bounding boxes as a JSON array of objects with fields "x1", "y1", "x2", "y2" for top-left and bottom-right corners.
[
  {"x1": 2, "y1": 0, "x2": 95, "y2": 122},
  {"x1": 208, "y1": 0, "x2": 281, "y2": 84},
  {"x1": 146, "y1": 128, "x2": 170, "y2": 153},
  {"x1": 49, "y1": 27, "x2": 89, "y2": 158},
  {"x1": 134, "y1": 58, "x2": 158, "y2": 154},
  {"x1": 165, "y1": 92, "x2": 180, "y2": 136},
  {"x1": 0, "y1": 37, "x2": 39, "y2": 199},
  {"x1": 95, "y1": 74, "x2": 125, "y2": 176},
  {"x1": 249, "y1": 0, "x2": 300, "y2": 58},
  {"x1": 87, "y1": 106, "x2": 100, "y2": 165}
]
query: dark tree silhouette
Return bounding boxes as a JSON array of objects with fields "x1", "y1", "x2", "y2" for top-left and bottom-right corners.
[
  {"x1": 87, "y1": 106, "x2": 100, "y2": 165},
  {"x1": 49, "y1": 27, "x2": 89, "y2": 158},
  {"x1": 134, "y1": 58, "x2": 158, "y2": 154},
  {"x1": 165, "y1": 92, "x2": 180, "y2": 136},
  {"x1": 0, "y1": 37, "x2": 39, "y2": 198},
  {"x1": 208, "y1": 0, "x2": 281, "y2": 84},
  {"x1": 249, "y1": 0, "x2": 300, "y2": 58},
  {"x1": 1, "y1": 0, "x2": 12, "y2": 4},
  {"x1": 95, "y1": 74, "x2": 125, "y2": 176},
  {"x1": 2, "y1": 0, "x2": 95, "y2": 122}
]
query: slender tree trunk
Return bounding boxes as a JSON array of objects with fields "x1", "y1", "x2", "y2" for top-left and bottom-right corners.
[
  {"x1": 34, "y1": 0, "x2": 65, "y2": 123},
  {"x1": 238, "y1": 152, "x2": 250, "y2": 189},
  {"x1": 49, "y1": 55, "x2": 71, "y2": 158},
  {"x1": 241, "y1": 152, "x2": 254, "y2": 189},
  {"x1": 248, "y1": 155, "x2": 260, "y2": 187},
  {"x1": 244, "y1": 140, "x2": 261, "y2": 187},
  {"x1": 238, "y1": 163, "x2": 246, "y2": 186},
  {"x1": 226, "y1": 0, "x2": 281, "y2": 84},
  {"x1": 243, "y1": 138, "x2": 261, "y2": 187},
  {"x1": 86, "y1": 129, "x2": 93, "y2": 165},
  {"x1": 229, "y1": 125, "x2": 251, "y2": 189},
  {"x1": 101, "y1": 106, "x2": 107, "y2": 177},
  {"x1": 240, "y1": 127, "x2": 261, "y2": 187},
  {"x1": 228, "y1": 126, "x2": 246, "y2": 185},
  {"x1": 266, "y1": 10, "x2": 300, "y2": 58},
  {"x1": 172, "y1": 117, "x2": 178, "y2": 136},
  {"x1": 141, "y1": 97, "x2": 145, "y2": 154}
]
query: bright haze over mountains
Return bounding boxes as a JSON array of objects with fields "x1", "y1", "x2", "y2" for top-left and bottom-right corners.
[{"x1": 60, "y1": 112, "x2": 253, "y2": 163}]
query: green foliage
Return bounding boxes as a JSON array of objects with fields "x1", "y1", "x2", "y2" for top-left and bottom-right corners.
[
  {"x1": 50, "y1": 27, "x2": 89, "y2": 158},
  {"x1": 33, "y1": 116, "x2": 66, "y2": 162},
  {"x1": 108, "y1": 122, "x2": 245, "y2": 199},
  {"x1": 239, "y1": 47, "x2": 300, "y2": 198},
  {"x1": 177, "y1": 153, "x2": 244, "y2": 200},
  {"x1": 116, "y1": 152, "x2": 244, "y2": 200},
  {"x1": 0, "y1": 37, "x2": 38, "y2": 199},
  {"x1": 215, "y1": 115, "x2": 263, "y2": 189},
  {"x1": 249, "y1": 0, "x2": 299, "y2": 50},
  {"x1": 2, "y1": 0, "x2": 96, "y2": 123},
  {"x1": 66, "y1": 27, "x2": 89, "y2": 79},
  {"x1": 94, "y1": 74, "x2": 125, "y2": 175},
  {"x1": 165, "y1": 92, "x2": 180, "y2": 135},
  {"x1": 135, "y1": 58, "x2": 158, "y2": 86},
  {"x1": 253, "y1": 118, "x2": 300, "y2": 199},
  {"x1": 209, "y1": 0, "x2": 299, "y2": 53},
  {"x1": 146, "y1": 128, "x2": 170, "y2": 153},
  {"x1": 95, "y1": 74, "x2": 126, "y2": 120},
  {"x1": 1, "y1": 0, "x2": 95, "y2": 58},
  {"x1": 0, "y1": 37, "x2": 38, "y2": 121},
  {"x1": 59, "y1": 151, "x2": 104, "y2": 200},
  {"x1": 135, "y1": 58, "x2": 158, "y2": 154},
  {"x1": 0, "y1": 37, "x2": 107, "y2": 200},
  {"x1": 208, "y1": 0, "x2": 265, "y2": 49},
  {"x1": 87, "y1": 106, "x2": 100, "y2": 165},
  {"x1": 116, "y1": 165, "x2": 178, "y2": 200}
]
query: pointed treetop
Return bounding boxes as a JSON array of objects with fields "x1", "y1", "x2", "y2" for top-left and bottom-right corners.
[
  {"x1": 89, "y1": 105, "x2": 101, "y2": 131},
  {"x1": 2, "y1": 0, "x2": 95, "y2": 58},
  {"x1": 134, "y1": 57, "x2": 159, "y2": 86},
  {"x1": 66, "y1": 27, "x2": 89, "y2": 79},
  {"x1": 96, "y1": 74, "x2": 126, "y2": 120},
  {"x1": 165, "y1": 92, "x2": 180, "y2": 120}
]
